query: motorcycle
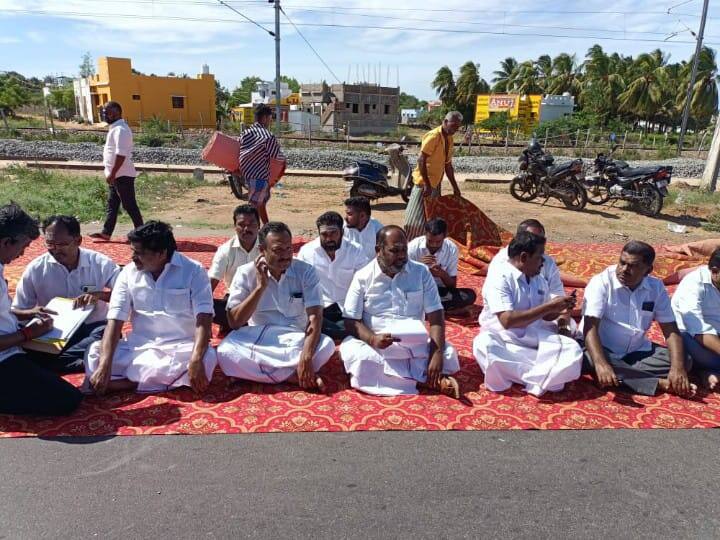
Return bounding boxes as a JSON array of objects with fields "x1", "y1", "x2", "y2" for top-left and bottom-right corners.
[
  {"x1": 510, "y1": 139, "x2": 588, "y2": 211},
  {"x1": 225, "y1": 170, "x2": 248, "y2": 200},
  {"x1": 584, "y1": 145, "x2": 672, "y2": 217},
  {"x1": 342, "y1": 139, "x2": 412, "y2": 203}
]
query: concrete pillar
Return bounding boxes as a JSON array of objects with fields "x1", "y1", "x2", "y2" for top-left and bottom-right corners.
[{"x1": 701, "y1": 119, "x2": 720, "y2": 191}]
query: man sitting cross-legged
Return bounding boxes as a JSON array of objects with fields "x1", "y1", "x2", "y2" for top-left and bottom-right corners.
[
  {"x1": 0, "y1": 204, "x2": 82, "y2": 415},
  {"x1": 488, "y1": 218, "x2": 571, "y2": 334},
  {"x1": 343, "y1": 196, "x2": 383, "y2": 261},
  {"x1": 217, "y1": 222, "x2": 335, "y2": 390},
  {"x1": 208, "y1": 204, "x2": 260, "y2": 331},
  {"x1": 297, "y1": 211, "x2": 370, "y2": 340},
  {"x1": 339, "y1": 225, "x2": 460, "y2": 398},
  {"x1": 582, "y1": 240, "x2": 694, "y2": 398},
  {"x1": 12, "y1": 215, "x2": 120, "y2": 372},
  {"x1": 407, "y1": 217, "x2": 476, "y2": 314},
  {"x1": 473, "y1": 231, "x2": 582, "y2": 396},
  {"x1": 85, "y1": 221, "x2": 217, "y2": 395},
  {"x1": 671, "y1": 248, "x2": 720, "y2": 391}
]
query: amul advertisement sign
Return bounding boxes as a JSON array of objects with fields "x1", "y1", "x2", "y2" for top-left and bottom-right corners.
[{"x1": 488, "y1": 95, "x2": 517, "y2": 111}]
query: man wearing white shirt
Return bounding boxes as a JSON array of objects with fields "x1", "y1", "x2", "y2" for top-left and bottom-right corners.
[
  {"x1": 85, "y1": 221, "x2": 217, "y2": 395},
  {"x1": 0, "y1": 204, "x2": 82, "y2": 415},
  {"x1": 90, "y1": 101, "x2": 143, "y2": 241},
  {"x1": 297, "y1": 211, "x2": 370, "y2": 340},
  {"x1": 343, "y1": 196, "x2": 383, "y2": 260},
  {"x1": 217, "y1": 222, "x2": 335, "y2": 390},
  {"x1": 208, "y1": 205, "x2": 260, "y2": 331},
  {"x1": 671, "y1": 248, "x2": 720, "y2": 391},
  {"x1": 473, "y1": 232, "x2": 582, "y2": 396},
  {"x1": 340, "y1": 225, "x2": 460, "y2": 397},
  {"x1": 582, "y1": 241, "x2": 693, "y2": 397},
  {"x1": 488, "y1": 219, "x2": 570, "y2": 333},
  {"x1": 12, "y1": 215, "x2": 119, "y2": 372},
  {"x1": 407, "y1": 217, "x2": 476, "y2": 313}
]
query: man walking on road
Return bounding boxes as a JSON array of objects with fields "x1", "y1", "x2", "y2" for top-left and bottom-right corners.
[
  {"x1": 90, "y1": 101, "x2": 144, "y2": 241},
  {"x1": 238, "y1": 104, "x2": 286, "y2": 226},
  {"x1": 403, "y1": 111, "x2": 463, "y2": 241}
]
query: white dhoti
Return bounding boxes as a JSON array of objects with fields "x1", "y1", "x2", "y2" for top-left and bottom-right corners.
[
  {"x1": 216, "y1": 325, "x2": 335, "y2": 383},
  {"x1": 472, "y1": 322, "x2": 582, "y2": 396},
  {"x1": 84, "y1": 339, "x2": 218, "y2": 393},
  {"x1": 339, "y1": 337, "x2": 460, "y2": 396}
]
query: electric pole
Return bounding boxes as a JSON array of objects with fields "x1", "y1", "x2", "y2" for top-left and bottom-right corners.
[
  {"x1": 273, "y1": 0, "x2": 281, "y2": 134},
  {"x1": 677, "y1": 0, "x2": 709, "y2": 155}
]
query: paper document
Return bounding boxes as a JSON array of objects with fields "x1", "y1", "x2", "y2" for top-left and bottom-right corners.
[
  {"x1": 382, "y1": 319, "x2": 428, "y2": 345},
  {"x1": 23, "y1": 297, "x2": 92, "y2": 354}
]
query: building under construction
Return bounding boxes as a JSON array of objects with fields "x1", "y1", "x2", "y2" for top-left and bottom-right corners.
[{"x1": 300, "y1": 83, "x2": 399, "y2": 135}]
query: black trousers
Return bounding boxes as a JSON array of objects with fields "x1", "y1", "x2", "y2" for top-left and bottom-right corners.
[
  {"x1": 0, "y1": 353, "x2": 82, "y2": 416},
  {"x1": 438, "y1": 286, "x2": 477, "y2": 311},
  {"x1": 29, "y1": 321, "x2": 106, "y2": 374},
  {"x1": 322, "y1": 303, "x2": 347, "y2": 341},
  {"x1": 213, "y1": 295, "x2": 230, "y2": 331},
  {"x1": 102, "y1": 176, "x2": 144, "y2": 236}
]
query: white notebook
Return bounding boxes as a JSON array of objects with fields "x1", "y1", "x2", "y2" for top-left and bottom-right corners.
[{"x1": 22, "y1": 297, "x2": 93, "y2": 355}]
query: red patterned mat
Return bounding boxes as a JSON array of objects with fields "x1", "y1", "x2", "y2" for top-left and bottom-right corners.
[{"x1": 1, "y1": 237, "x2": 719, "y2": 437}]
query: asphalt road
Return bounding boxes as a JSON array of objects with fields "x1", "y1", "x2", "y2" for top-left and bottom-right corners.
[{"x1": 1, "y1": 430, "x2": 718, "y2": 539}]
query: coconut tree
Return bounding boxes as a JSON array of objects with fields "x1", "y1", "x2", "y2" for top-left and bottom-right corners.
[
  {"x1": 535, "y1": 54, "x2": 553, "y2": 91},
  {"x1": 455, "y1": 61, "x2": 489, "y2": 121},
  {"x1": 547, "y1": 53, "x2": 582, "y2": 97},
  {"x1": 507, "y1": 61, "x2": 543, "y2": 95},
  {"x1": 618, "y1": 49, "x2": 669, "y2": 131},
  {"x1": 677, "y1": 46, "x2": 719, "y2": 129},
  {"x1": 432, "y1": 65, "x2": 457, "y2": 108},
  {"x1": 492, "y1": 57, "x2": 518, "y2": 92},
  {"x1": 581, "y1": 44, "x2": 626, "y2": 123}
]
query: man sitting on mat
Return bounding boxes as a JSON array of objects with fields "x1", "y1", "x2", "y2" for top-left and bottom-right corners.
[
  {"x1": 12, "y1": 215, "x2": 120, "y2": 373},
  {"x1": 84, "y1": 221, "x2": 217, "y2": 395},
  {"x1": 217, "y1": 222, "x2": 335, "y2": 390},
  {"x1": 340, "y1": 225, "x2": 460, "y2": 398},
  {"x1": 209, "y1": 204, "x2": 260, "y2": 332},
  {"x1": 473, "y1": 231, "x2": 582, "y2": 396},
  {"x1": 408, "y1": 217, "x2": 476, "y2": 314},
  {"x1": 671, "y1": 247, "x2": 720, "y2": 392},
  {"x1": 582, "y1": 241, "x2": 694, "y2": 398},
  {"x1": 0, "y1": 204, "x2": 82, "y2": 416},
  {"x1": 343, "y1": 196, "x2": 383, "y2": 261},
  {"x1": 297, "y1": 211, "x2": 369, "y2": 341},
  {"x1": 488, "y1": 219, "x2": 571, "y2": 335}
]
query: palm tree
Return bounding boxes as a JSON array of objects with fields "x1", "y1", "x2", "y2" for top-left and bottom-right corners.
[
  {"x1": 618, "y1": 49, "x2": 669, "y2": 130},
  {"x1": 507, "y1": 61, "x2": 542, "y2": 95},
  {"x1": 547, "y1": 53, "x2": 581, "y2": 96},
  {"x1": 581, "y1": 44, "x2": 626, "y2": 123},
  {"x1": 535, "y1": 54, "x2": 552, "y2": 91},
  {"x1": 492, "y1": 57, "x2": 518, "y2": 92},
  {"x1": 432, "y1": 66, "x2": 456, "y2": 107},
  {"x1": 677, "y1": 46, "x2": 719, "y2": 129},
  {"x1": 455, "y1": 61, "x2": 490, "y2": 122}
]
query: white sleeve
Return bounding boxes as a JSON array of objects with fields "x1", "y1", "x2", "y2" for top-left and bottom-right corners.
[
  {"x1": 446, "y1": 243, "x2": 459, "y2": 278},
  {"x1": 107, "y1": 267, "x2": 132, "y2": 321},
  {"x1": 190, "y1": 265, "x2": 214, "y2": 317},
  {"x1": 302, "y1": 266, "x2": 323, "y2": 309},
  {"x1": 296, "y1": 244, "x2": 312, "y2": 265},
  {"x1": 407, "y1": 239, "x2": 422, "y2": 263},
  {"x1": 226, "y1": 267, "x2": 253, "y2": 310},
  {"x1": 342, "y1": 273, "x2": 365, "y2": 320},
  {"x1": 484, "y1": 273, "x2": 517, "y2": 315},
  {"x1": 545, "y1": 257, "x2": 565, "y2": 297},
  {"x1": 101, "y1": 257, "x2": 121, "y2": 289},
  {"x1": 653, "y1": 286, "x2": 676, "y2": 324},
  {"x1": 421, "y1": 266, "x2": 443, "y2": 314},
  {"x1": 115, "y1": 127, "x2": 133, "y2": 157},
  {"x1": 582, "y1": 274, "x2": 607, "y2": 319},
  {"x1": 208, "y1": 243, "x2": 228, "y2": 282},
  {"x1": 674, "y1": 281, "x2": 716, "y2": 336},
  {"x1": 11, "y1": 267, "x2": 38, "y2": 310}
]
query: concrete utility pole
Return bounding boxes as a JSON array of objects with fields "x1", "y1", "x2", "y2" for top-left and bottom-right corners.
[
  {"x1": 677, "y1": 0, "x2": 709, "y2": 154},
  {"x1": 701, "y1": 118, "x2": 720, "y2": 191},
  {"x1": 273, "y1": 0, "x2": 282, "y2": 134}
]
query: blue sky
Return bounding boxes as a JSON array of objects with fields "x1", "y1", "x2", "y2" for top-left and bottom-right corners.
[{"x1": 1, "y1": 0, "x2": 719, "y2": 99}]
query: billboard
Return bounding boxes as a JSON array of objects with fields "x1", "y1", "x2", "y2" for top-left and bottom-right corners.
[{"x1": 488, "y1": 95, "x2": 517, "y2": 112}]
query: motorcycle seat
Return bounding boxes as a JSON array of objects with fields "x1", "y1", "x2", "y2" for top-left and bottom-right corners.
[
  {"x1": 618, "y1": 166, "x2": 660, "y2": 177},
  {"x1": 547, "y1": 161, "x2": 574, "y2": 175}
]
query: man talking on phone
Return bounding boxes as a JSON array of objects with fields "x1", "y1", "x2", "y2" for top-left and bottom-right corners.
[
  {"x1": 217, "y1": 222, "x2": 335, "y2": 390},
  {"x1": 339, "y1": 225, "x2": 460, "y2": 398}
]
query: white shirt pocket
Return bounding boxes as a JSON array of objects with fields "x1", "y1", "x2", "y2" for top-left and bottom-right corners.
[
  {"x1": 132, "y1": 286, "x2": 154, "y2": 312},
  {"x1": 164, "y1": 288, "x2": 191, "y2": 315},
  {"x1": 285, "y1": 295, "x2": 305, "y2": 317},
  {"x1": 404, "y1": 290, "x2": 424, "y2": 317}
]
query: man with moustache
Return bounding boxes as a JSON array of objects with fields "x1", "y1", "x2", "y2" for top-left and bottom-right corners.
[
  {"x1": 343, "y1": 196, "x2": 383, "y2": 261},
  {"x1": 209, "y1": 205, "x2": 261, "y2": 331},
  {"x1": 12, "y1": 215, "x2": 120, "y2": 372},
  {"x1": 340, "y1": 225, "x2": 460, "y2": 397},
  {"x1": 297, "y1": 211, "x2": 369, "y2": 340},
  {"x1": 582, "y1": 241, "x2": 694, "y2": 398},
  {"x1": 84, "y1": 221, "x2": 217, "y2": 395},
  {"x1": 217, "y1": 222, "x2": 335, "y2": 390},
  {"x1": 473, "y1": 231, "x2": 582, "y2": 396}
]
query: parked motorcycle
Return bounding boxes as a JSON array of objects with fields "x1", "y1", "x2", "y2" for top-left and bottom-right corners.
[
  {"x1": 343, "y1": 139, "x2": 412, "y2": 203},
  {"x1": 584, "y1": 146, "x2": 672, "y2": 216},
  {"x1": 510, "y1": 139, "x2": 588, "y2": 211}
]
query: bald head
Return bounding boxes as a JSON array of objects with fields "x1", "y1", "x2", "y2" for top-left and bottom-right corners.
[
  {"x1": 375, "y1": 225, "x2": 408, "y2": 276},
  {"x1": 376, "y1": 225, "x2": 406, "y2": 249},
  {"x1": 443, "y1": 111, "x2": 463, "y2": 135}
]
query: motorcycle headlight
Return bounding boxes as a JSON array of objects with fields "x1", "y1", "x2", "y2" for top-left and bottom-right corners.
[{"x1": 343, "y1": 165, "x2": 359, "y2": 177}]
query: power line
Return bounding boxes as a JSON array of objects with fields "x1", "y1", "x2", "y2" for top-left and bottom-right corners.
[
  {"x1": 279, "y1": 6, "x2": 341, "y2": 83},
  {"x1": 215, "y1": 0, "x2": 274, "y2": 36}
]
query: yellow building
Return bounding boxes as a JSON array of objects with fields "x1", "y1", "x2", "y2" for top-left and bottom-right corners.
[
  {"x1": 474, "y1": 94, "x2": 542, "y2": 131},
  {"x1": 74, "y1": 57, "x2": 216, "y2": 128}
]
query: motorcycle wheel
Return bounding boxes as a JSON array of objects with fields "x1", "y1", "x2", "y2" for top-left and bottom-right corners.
[
  {"x1": 228, "y1": 173, "x2": 246, "y2": 200},
  {"x1": 510, "y1": 175, "x2": 538, "y2": 202},
  {"x1": 635, "y1": 184, "x2": 663, "y2": 216},
  {"x1": 400, "y1": 175, "x2": 412, "y2": 203},
  {"x1": 560, "y1": 178, "x2": 588, "y2": 211},
  {"x1": 585, "y1": 181, "x2": 610, "y2": 205}
]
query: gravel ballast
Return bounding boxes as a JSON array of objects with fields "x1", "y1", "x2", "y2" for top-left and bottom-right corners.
[{"x1": 0, "y1": 139, "x2": 707, "y2": 178}]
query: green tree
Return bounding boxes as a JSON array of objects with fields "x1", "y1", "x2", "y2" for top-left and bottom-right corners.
[
  {"x1": 399, "y1": 92, "x2": 427, "y2": 110},
  {"x1": 432, "y1": 66, "x2": 457, "y2": 107},
  {"x1": 479, "y1": 111, "x2": 519, "y2": 140},
  {"x1": 581, "y1": 44, "x2": 626, "y2": 124},
  {"x1": 455, "y1": 61, "x2": 489, "y2": 122},
  {"x1": 547, "y1": 53, "x2": 582, "y2": 96},
  {"x1": 280, "y1": 75, "x2": 300, "y2": 93},
  {"x1": 229, "y1": 76, "x2": 262, "y2": 107},
  {"x1": 491, "y1": 57, "x2": 518, "y2": 93},
  {"x1": 677, "y1": 46, "x2": 719, "y2": 129},
  {"x1": 79, "y1": 52, "x2": 95, "y2": 77},
  {"x1": 507, "y1": 61, "x2": 542, "y2": 94},
  {"x1": 618, "y1": 49, "x2": 669, "y2": 130},
  {"x1": 48, "y1": 84, "x2": 75, "y2": 113},
  {"x1": 215, "y1": 80, "x2": 231, "y2": 126},
  {"x1": 0, "y1": 75, "x2": 31, "y2": 115}
]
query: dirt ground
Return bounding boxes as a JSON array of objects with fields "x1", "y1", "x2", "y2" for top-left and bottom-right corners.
[{"x1": 142, "y1": 174, "x2": 719, "y2": 245}]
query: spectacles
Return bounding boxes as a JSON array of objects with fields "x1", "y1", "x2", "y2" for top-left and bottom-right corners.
[{"x1": 45, "y1": 240, "x2": 74, "y2": 248}]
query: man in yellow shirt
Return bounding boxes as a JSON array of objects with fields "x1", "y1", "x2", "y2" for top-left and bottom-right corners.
[{"x1": 404, "y1": 111, "x2": 463, "y2": 240}]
